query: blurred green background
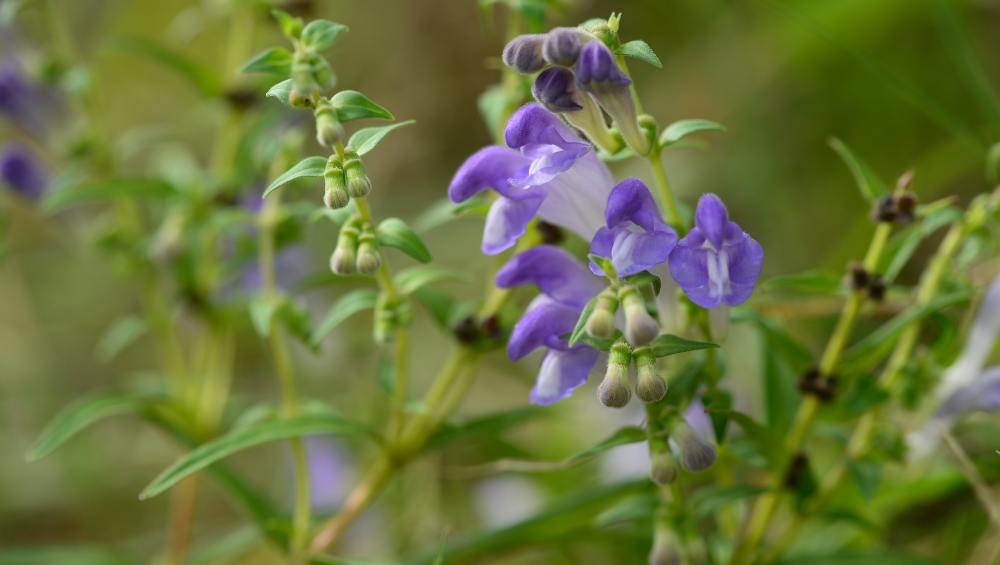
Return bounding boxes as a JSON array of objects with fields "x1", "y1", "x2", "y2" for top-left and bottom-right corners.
[{"x1": 2, "y1": 0, "x2": 999, "y2": 563}]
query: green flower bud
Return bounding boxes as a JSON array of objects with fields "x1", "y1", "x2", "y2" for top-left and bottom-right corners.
[
  {"x1": 323, "y1": 158, "x2": 348, "y2": 209},
  {"x1": 598, "y1": 340, "x2": 632, "y2": 408},
  {"x1": 343, "y1": 152, "x2": 372, "y2": 198},
  {"x1": 648, "y1": 526, "x2": 682, "y2": 565},
  {"x1": 355, "y1": 226, "x2": 380, "y2": 274},
  {"x1": 586, "y1": 288, "x2": 619, "y2": 339},
  {"x1": 374, "y1": 294, "x2": 412, "y2": 344},
  {"x1": 634, "y1": 347, "x2": 666, "y2": 403},
  {"x1": 314, "y1": 99, "x2": 345, "y2": 147},
  {"x1": 649, "y1": 451, "x2": 677, "y2": 485},
  {"x1": 620, "y1": 285, "x2": 659, "y2": 346},
  {"x1": 330, "y1": 219, "x2": 360, "y2": 275},
  {"x1": 674, "y1": 420, "x2": 716, "y2": 472}
]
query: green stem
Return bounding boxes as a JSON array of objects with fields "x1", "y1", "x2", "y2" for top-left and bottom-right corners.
[{"x1": 648, "y1": 149, "x2": 685, "y2": 229}]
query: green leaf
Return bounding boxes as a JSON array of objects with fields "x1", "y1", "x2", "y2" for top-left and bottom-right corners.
[
  {"x1": 95, "y1": 316, "x2": 148, "y2": 362},
  {"x1": 394, "y1": 266, "x2": 465, "y2": 295},
  {"x1": 658, "y1": 119, "x2": 726, "y2": 148},
  {"x1": 330, "y1": 90, "x2": 393, "y2": 122},
  {"x1": 772, "y1": 550, "x2": 939, "y2": 565},
  {"x1": 271, "y1": 9, "x2": 302, "y2": 40},
  {"x1": 413, "y1": 196, "x2": 490, "y2": 232},
  {"x1": 310, "y1": 289, "x2": 378, "y2": 347},
  {"x1": 263, "y1": 156, "x2": 326, "y2": 197},
  {"x1": 714, "y1": 409, "x2": 781, "y2": 469},
  {"x1": 411, "y1": 287, "x2": 473, "y2": 331},
  {"x1": 300, "y1": 19, "x2": 348, "y2": 51},
  {"x1": 44, "y1": 178, "x2": 176, "y2": 211},
  {"x1": 376, "y1": 217, "x2": 432, "y2": 263},
  {"x1": 592, "y1": 494, "x2": 658, "y2": 527},
  {"x1": 648, "y1": 334, "x2": 718, "y2": 358},
  {"x1": 248, "y1": 295, "x2": 280, "y2": 338},
  {"x1": 140, "y1": 409, "x2": 377, "y2": 500},
  {"x1": 763, "y1": 270, "x2": 843, "y2": 296},
  {"x1": 0, "y1": 545, "x2": 139, "y2": 565},
  {"x1": 28, "y1": 390, "x2": 164, "y2": 461},
  {"x1": 266, "y1": 79, "x2": 293, "y2": 106},
  {"x1": 847, "y1": 458, "x2": 882, "y2": 500},
  {"x1": 570, "y1": 426, "x2": 647, "y2": 461},
  {"x1": 107, "y1": 36, "x2": 222, "y2": 97},
  {"x1": 828, "y1": 137, "x2": 889, "y2": 202},
  {"x1": 882, "y1": 205, "x2": 963, "y2": 282},
  {"x1": 189, "y1": 527, "x2": 260, "y2": 565},
  {"x1": 623, "y1": 270, "x2": 661, "y2": 295},
  {"x1": 691, "y1": 484, "x2": 768, "y2": 518},
  {"x1": 840, "y1": 290, "x2": 972, "y2": 372},
  {"x1": 240, "y1": 47, "x2": 292, "y2": 75},
  {"x1": 427, "y1": 407, "x2": 547, "y2": 450},
  {"x1": 567, "y1": 296, "x2": 598, "y2": 348},
  {"x1": 620, "y1": 39, "x2": 662, "y2": 68},
  {"x1": 346, "y1": 120, "x2": 415, "y2": 155}
]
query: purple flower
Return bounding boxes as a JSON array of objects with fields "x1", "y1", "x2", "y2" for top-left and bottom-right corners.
[
  {"x1": 0, "y1": 143, "x2": 46, "y2": 200},
  {"x1": 449, "y1": 103, "x2": 614, "y2": 254},
  {"x1": 589, "y1": 178, "x2": 678, "y2": 277},
  {"x1": 532, "y1": 67, "x2": 620, "y2": 155},
  {"x1": 496, "y1": 245, "x2": 604, "y2": 405},
  {"x1": 542, "y1": 27, "x2": 592, "y2": 67},
  {"x1": 501, "y1": 34, "x2": 547, "y2": 74},
  {"x1": 667, "y1": 194, "x2": 763, "y2": 308},
  {"x1": 575, "y1": 41, "x2": 648, "y2": 154},
  {"x1": 0, "y1": 62, "x2": 61, "y2": 134}
]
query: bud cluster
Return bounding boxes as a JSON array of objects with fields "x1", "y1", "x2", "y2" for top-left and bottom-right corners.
[
  {"x1": 596, "y1": 340, "x2": 667, "y2": 408},
  {"x1": 289, "y1": 49, "x2": 335, "y2": 108},
  {"x1": 323, "y1": 151, "x2": 372, "y2": 210},
  {"x1": 329, "y1": 216, "x2": 381, "y2": 276}
]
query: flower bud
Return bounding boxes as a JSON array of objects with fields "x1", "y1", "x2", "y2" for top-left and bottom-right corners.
[
  {"x1": 330, "y1": 219, "x2": 360, "y2": 275},
  {"x1": 598, "y1": 340, "x2": 632, "y2": 408},
  {"x1": 532, "y1": 66, "x2": 582, "y2": 113},
  {"x1": 576, "y1": 41, "x2": 649, "y2": 155},
  {"x1": 323, "y1": 158, "x2": 349, "y2": 209},
  {"x1": 542, "y1": 27, "x2": 592, "y2": 66},
  {"x1": 674, "y1": 420, "x2": 716, "y2": 472},
  {"x1": 620, "y1": 285, "x2": 659, "y2": 346},
  {"x1": 314, "y1": 98, "x2": 345, "y2": 147},
  {"x1": 355, "y1": 226, "x2": 381, "y2": 274},
  {"x1": 374, "y1": 293, "x2": 412, "y2": 344},
  {"x1": 586, "y1": 288, "x2": 619, "y2": 339},
  {"x1": 501, "y1": 34, "x2": 547, "y2": 74},
  {"x1": 343, "y1": 152, "x2": 372, "y2": 198},
  {"x1": 648, "y1": 526, "x2": 682, "y2": 565},
  {"x1": 649, "y1": 451, "x2": 677, "y2": 485},
  {"x1": 634, "y1": 347, "x2": 666, "y2": 403}
]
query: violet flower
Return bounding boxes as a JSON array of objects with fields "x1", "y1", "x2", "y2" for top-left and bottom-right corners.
[
  {"x1": 575, "y1": 41, "x2": 648, "y2": 154},
  {"x1": 590, "y1": 178, "x2": 678, "y2": 277},
  {"x1": 667, "y1": 194, "x2": 763, "y2": 309},
  {"x1": 496, "y1": 245, "x2": 604, "y2": 405},
  {"x1": 449, "y1": 103, "x2": 614, "y2": 254},
  {"x1": 532, "y1": 66, "x2": 620, "y2": 155},
  {"x1": 0, "y1": 143, "x2": 47, "y2": 200}
]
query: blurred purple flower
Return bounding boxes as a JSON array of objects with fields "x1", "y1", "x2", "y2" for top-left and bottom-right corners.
[
  {"x1": 0, "y1": 61, "x2": 62, "y2": 135},
  {"x1": 496, "y1": 245, "x2": 604, "y2": 405},
  {"x1": 589, "y1": 178, "x2": 677, "y2": 277},
  {"x1": 0, "y1": 142, "x2": 46, "y2": 199},
  {"x1": 449, "y1": 103, "x2": 614, "y2": 254},
  {"x1": 667, "y1": 194, "x2": 763, "y2": 308},
  {"x1": 297, "y1": 438, "x2": 350, "y2": 511}
]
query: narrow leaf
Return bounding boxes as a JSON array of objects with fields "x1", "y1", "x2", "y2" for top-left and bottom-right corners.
[
  {"x1": 108, "y1": 36, "x2": 222, "y2": 97},
  {"x1": 394, "y1": 266, "x2": 465, "y2": 295},
  {"x1": 240, "y1": 47, "x2": 292, "y2": 75},
  {"x1": 659, "y1": 119, "x2": 726, "y2": 147},
  {"x1": 96, "y1": 316, "x2": 148, "y2": 361},
  {"x1": 828, "y1": 137, "x2": 889, "y2": 202},
  {"x1": 691, "y1": 485, "x2": 768, "y2": 518},
  {"x1": 763, "y1": 270, "x2": 843, "y2": 296},
  {"x1": 311, "y1": 289, "x2": 378, "y2": 346},
  {"x1": 44, "y1": 179, "x2": 175, "y2": 211},
  {"x1": 648, "y1": 334, "x2": 718, "y2": 357},
  {"x1": 140, "y1": 410, "x2": 377, "y2": 499},
  {"x1": 330, "y1": 90, "x2": 393, "y2": 122},
  {"x1": 376, "y1": 217, "x2": 432, "y2": 263},
  {"x1": 567, "y1": 296, "x2": 598, "y2": 348},
  {"x1": 427, "y1": 407, "x2": 547, "y2": 450},
  {"x1": 263, "y1": 156, "x2": 326, "y2": 197},
  {"x1": 620, "y1": 39, "x2": 662, "y2": 68},
  {"x1": 347, "y1": 120, "x2": 415, "y2": 155}
]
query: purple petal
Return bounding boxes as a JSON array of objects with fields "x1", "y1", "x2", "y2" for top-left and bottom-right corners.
[
  {"x1": 513, "y1": 141, "x2": 590, "y2": 188},
  {"x1": 532, "y1": 67, "x2": 582, "y2": 113},
  {"x1": 504, "y1": 103, "x2": 578, "y2": 149},
  {"x1": 448, "y1": 146, "x2": 533, "y2": 203},
  {"x1": 937, "y1": 366, "x2": 1000, "y2": 418},
  {"x1": 501, "y1": 34, "x2": 547, "y2": 74},
  {"x1": 508, "y1": 298, "x2": 581, "y2": 360},
  {"x1": 694, "y1": 194, "x2": 729, "y2": 250},
  {"x1": 0, "y1": 143, "x2": 47, "y2": 199},
  {"x1": 607, "y1": 228, "x2": 677, "y2": 277},
  {"x1": 542, "y1": 27, "x2": 591, "y2": 66},
  {"x1": 482, "y1": 196, "x2": 543, "y2": 255},
  {"x1": 683, "y1": 396, "x2": 716, "y2": 444},
  {"x1": 496, "y1": 245, "x2": 603, "y2": 307},
  {"x1": 723, "y1": 234, "x2": 764, "y2": 305},
  {"x1": 588, "y1": 227, "x2": 616, "y2": 275},
  {"x1": 575, "y1": 41, "x2": 631, "y2": 88},
  {"x1": 529, "y1": 346, "x2": 600, "y2": 405},
  {"x1": 668, "y1": 233, "x2": 718, "y2": 308},
  {"x1": 533, "y1": 152, "x2": 614, "y2": 242},
  {"x1": 605, "y1": 178, "x2": 668, "y2": 233}
]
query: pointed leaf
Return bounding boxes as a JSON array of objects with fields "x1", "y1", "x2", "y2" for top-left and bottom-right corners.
[
  {"x1": 347, "y1": 120, "x2": 415, "y2": 155},
  {"x1": 140, "y1": 410, "x2": 378, "y2": 499},
  {"x1": 301, "y1": 19, "x2": 348, "y2": 51},
  {"x1": 828, "y1": 137, "x2": 889, "y2": 202},
  {"x1": 567, "y1": 296, "x2": 598, "y2": 348},
  {"x1": 763, "y1": 270, "x2": 843, "y2": 296},
  {"x1": 240, "y1": 47, "x2": 292, "y2": 75},
  {"x1": 96, "y1": 316, "x2": 148, "y2": 361},
  {"x1": 648, "y1": 334, "x2": 718, "y2": 357},
  {"x1": 266, "y1": 79, "x2": 293, "y2": 106},
  {"x1": 659, "y1": 119, "x2": 726, "y2": 148},
  {"x1": 620, "y1": 39, "x2": 662, "y2": 68},
  {"x1": 44, "y1": 178, "x2": 176, "y2": 211},
  {"x1": 311, "y1": 289, "x2": 378, "y2": 347},
  {"x1": 271, "y1": 9, "x2": 302, "y2": 40},
  {"x1": 375, "y1": 217, "x2": 431, "y2": 263},
  {"x1": 330, "y1": 90, "x2": 393, "y2": 123},
  {"x1": 263, "y1": 156, "x2": 326, "y2": 197},
  {"x1": 394, "y1": 266, "x2": 465, "y2": 295},
  {"x1": 108, "y1": 36, "x2": 222, "y2": 97}
]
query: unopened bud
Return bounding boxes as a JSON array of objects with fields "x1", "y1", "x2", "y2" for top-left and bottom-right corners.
[
  {"x1": 576, "y1": 41, "x2": 649, "y2": 155},
  {"x1": 343, "y1": 153, "x2": 372, "y2": 198},
  {"x1": 620, "y1": 285, "x2": 659, "y2": 346},
  {"x1": 648, "y1": 526, "x2": 682, "y2": 565},
  {"x1": 675, "y1": 421, "x2": 716, "y2": 472},
  {"x1": 634, "y1": 347, "x2": 666, "y2": 403},
  {"x1": 542, "y1": 27, "x2": 591, "y2": 66},
  {"x1": 323, "y1": 158, "x2": 348, "y2": 209},
  {"x1": 330, "y1": 219, "x2": 360, "y2": 275},
  {"x1": 598, "y1": 340, "x2": 632, "y2": 408},
  {"x1": 355, "y1": 227, "x2": 380, "y2": 274},
  {"x1": 501, "y1": 34, "x2": 547, "y2": 74},
  {"x1": 649, "y1": 451, "x2": 677, "y2": 485},
  {"x1": 586, "y1": 288, "x2": 619, "y2": 339},
  {"x1": 314, "y1": 99, "x2": 345, "y2": 147}
]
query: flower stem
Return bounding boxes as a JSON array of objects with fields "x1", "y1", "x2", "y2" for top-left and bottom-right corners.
[
  {"x1": 943, "y1": 432, "x2": 1000, "y2": 530},
  {"x1": 729, "y1": 219, "x2": 893, "y2": 565},
  {"x1": 647, "y1": 149, "x2": 685, "y2": 229}
]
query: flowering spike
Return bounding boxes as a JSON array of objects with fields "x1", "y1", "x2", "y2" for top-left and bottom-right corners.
[
  {"x1": 542, "y1": 27, "x2": 592, "y2": 66},
  {"x1": 343, "y1": 152, "x2": 372, "y2": 198},
  {"x1": 634, "y1": 347, "x2": 666, "y2": 402},
  {"x1": 674, "y1": 420, "x2": 716, "y2": 472},
  {"x1": 619, "y1": 285, "x2": 659, "y2": 346},
  {"x1": 355, "y1": 224, "x2": 381, "y2": 274},
  {"x1": 323, "y1": 157, "x2": 349, "y2": 209},
  {"x1": 501, "y1": 34, "x2": 547, "y2": 74},
  {"x1": 575, "y1": 41, "x2": 649, "y2": 154},
  {"x1": 598, "y1": 340, "x2": 632, "y2": 408},
  {"x1": 585, "y1": 287, "x2": 619, "y2": 339},
  {"x1": 314, "y1": 98, "x2": 345, "y2": 147}
]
